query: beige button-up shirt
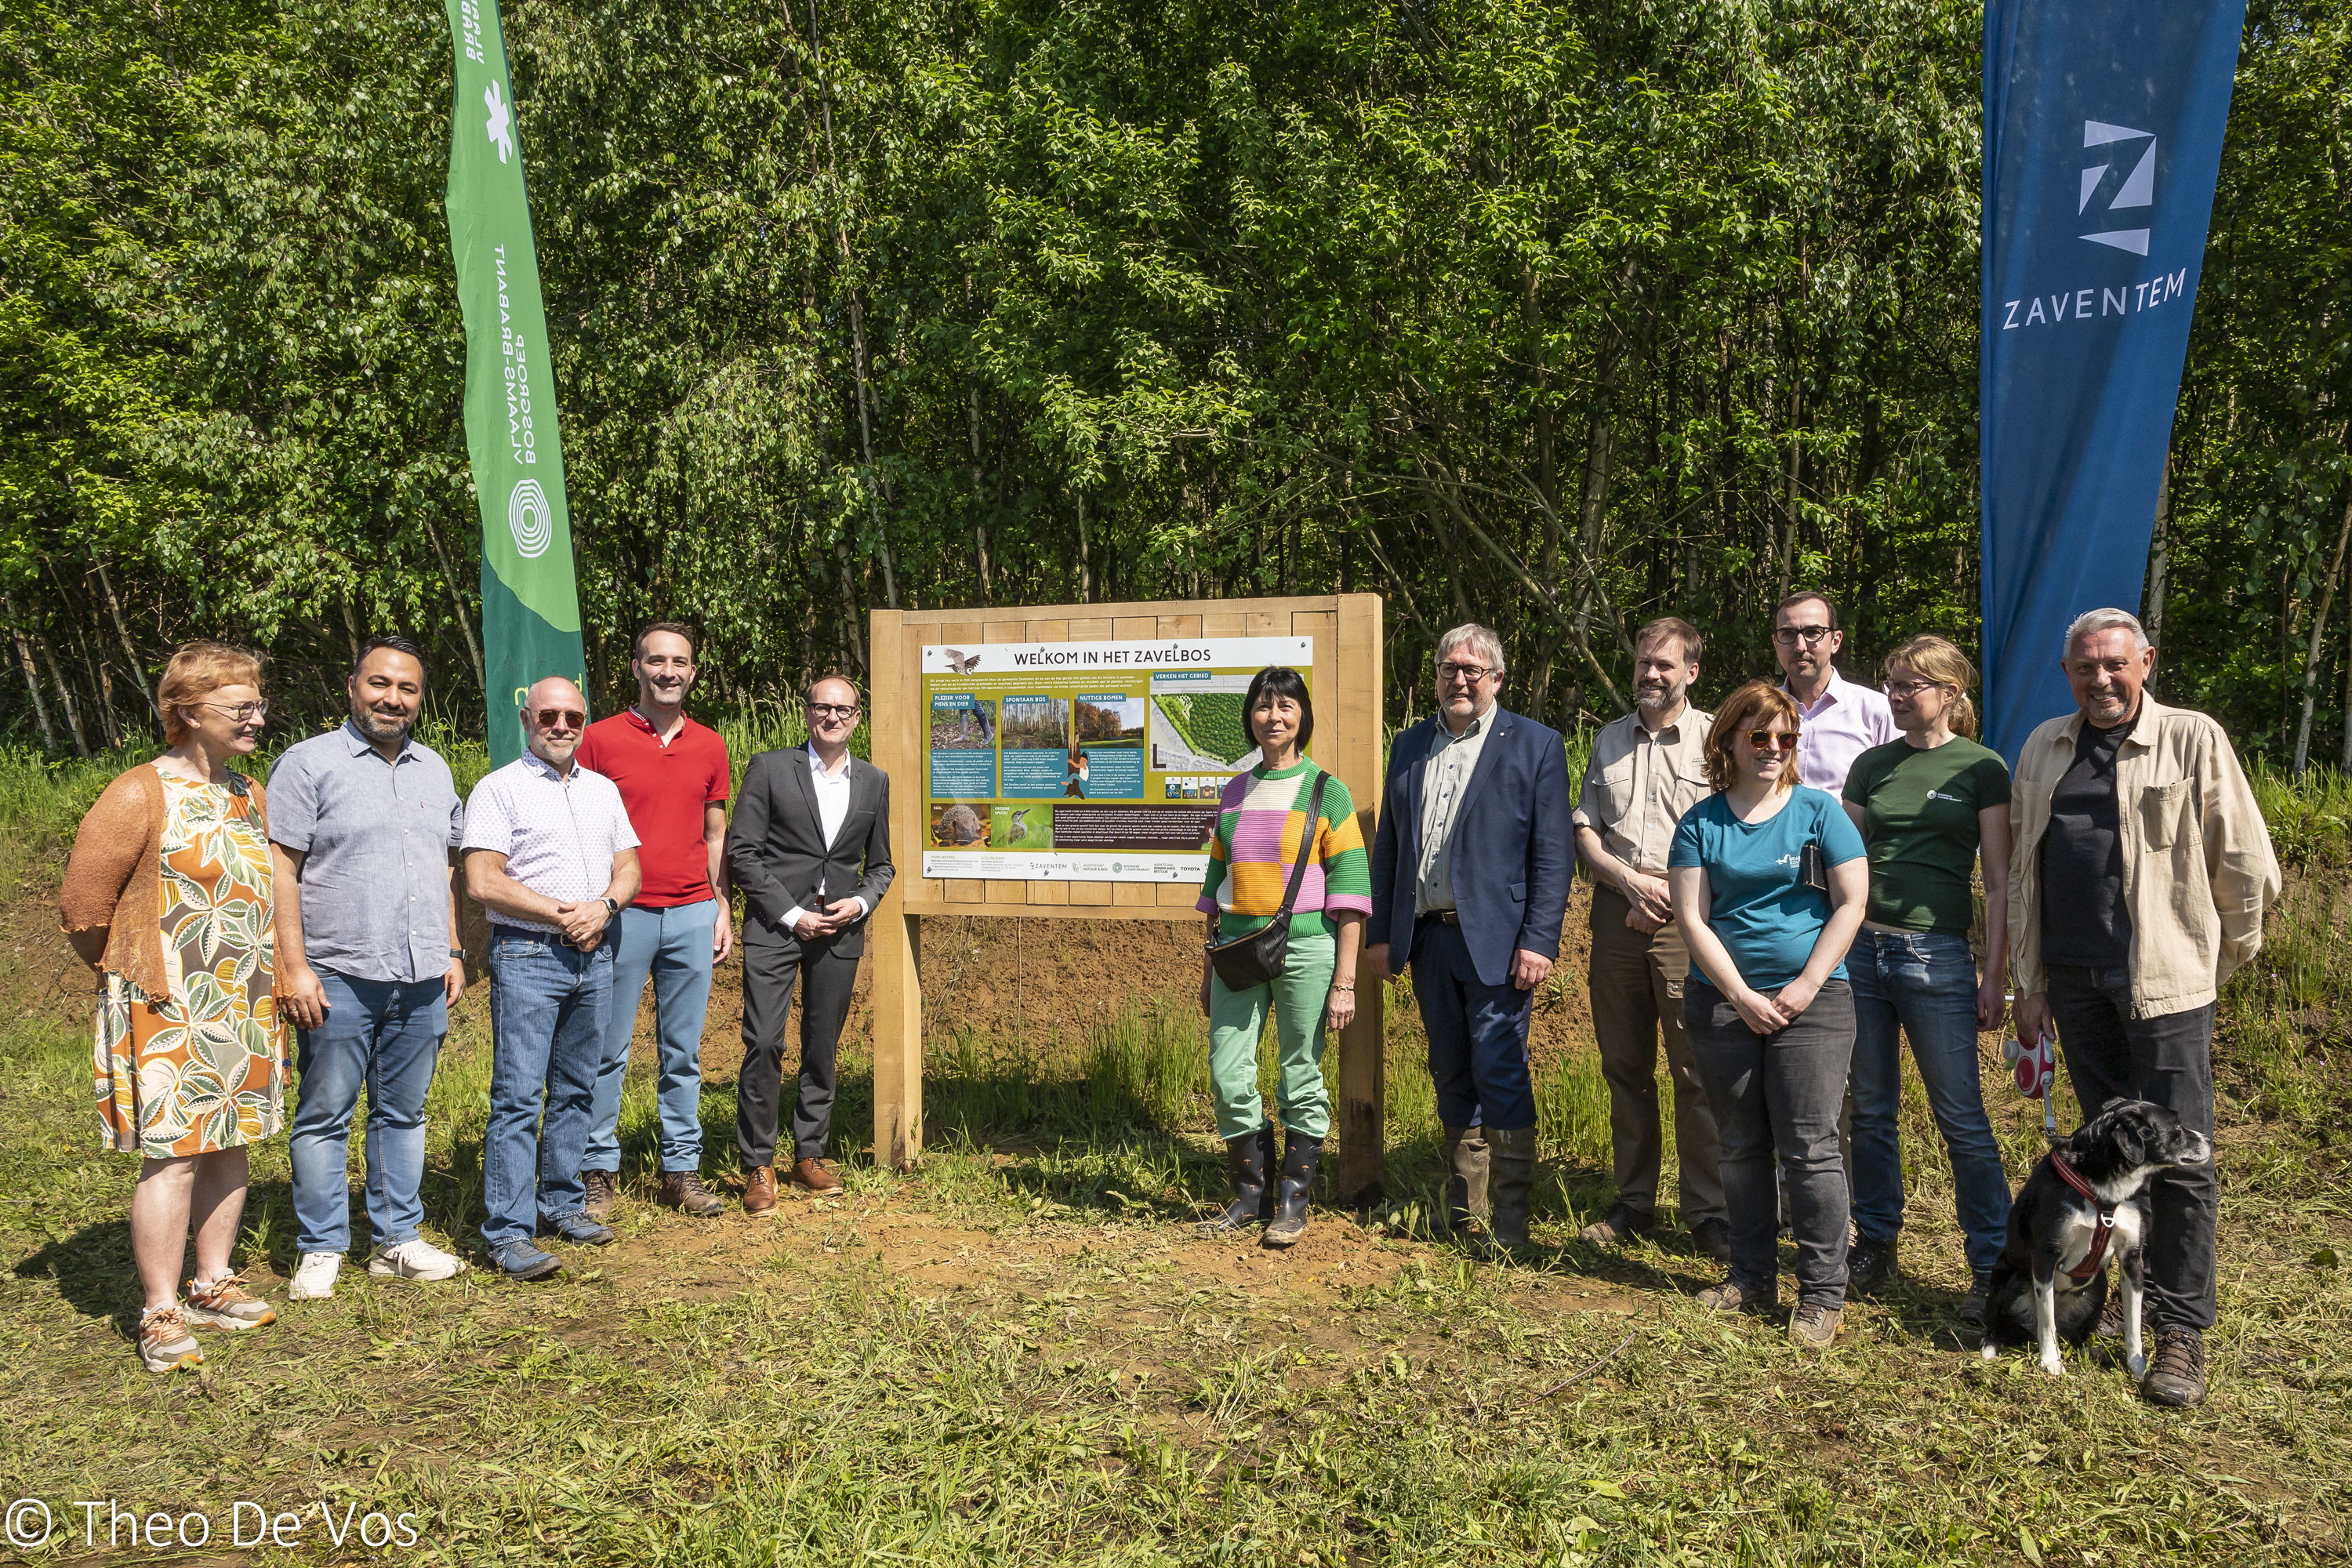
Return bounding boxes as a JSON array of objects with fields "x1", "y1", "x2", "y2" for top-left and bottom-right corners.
[
  {"x1": 1415, "y1": 706, "x2": 1494, "y2": 914},
  {"x1": 1573, "y1": 706, "x2": 1715, "y2": 878}
]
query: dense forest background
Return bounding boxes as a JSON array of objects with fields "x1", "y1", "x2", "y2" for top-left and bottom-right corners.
[{"x1": 3, "y1": 0, "x2": 2349, "y2": 755}]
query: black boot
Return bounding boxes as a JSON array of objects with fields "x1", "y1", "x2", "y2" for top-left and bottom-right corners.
[
  {"x1": 1196, "y1": 1123, "x2": 1276, "y2": 1235},
  {"x1": 1261, "y1": 1131, "x2": 1323, "y2": 1248}
]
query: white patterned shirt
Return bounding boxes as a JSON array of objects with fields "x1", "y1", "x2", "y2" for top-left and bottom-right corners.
[{"x1": 461, "y1": 753, "x2": 640, "y2": 933}]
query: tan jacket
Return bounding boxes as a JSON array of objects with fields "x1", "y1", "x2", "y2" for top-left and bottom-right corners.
[
  {"x1": 2008, "y1": 695, "x2": 2278, "y2": 1018},
  {"x1": 60, "y1": 761, "x2": 271, "y2": 998}
]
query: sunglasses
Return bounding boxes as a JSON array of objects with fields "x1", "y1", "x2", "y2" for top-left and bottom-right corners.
[
  {"x1": 532, "y1": 708, "x2": 588, "y2": 730},
  {"x1": 1745, "y1": 728, "x2": 1801, "y2": 752}
]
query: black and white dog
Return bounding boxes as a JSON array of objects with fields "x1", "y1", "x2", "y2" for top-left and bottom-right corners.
[{"x1": 1980, "y1": 1099, "x2": 2212, "y2": 1379}]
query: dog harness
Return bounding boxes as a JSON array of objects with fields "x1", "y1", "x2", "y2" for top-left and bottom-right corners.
[{"x1": 2049, "y1": 1153, "x2": 2118, "y2": 1281}]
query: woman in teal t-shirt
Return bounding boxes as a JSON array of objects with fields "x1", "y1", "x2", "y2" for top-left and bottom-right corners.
[
  {"x1": 1838, "y1": 635, "x2": 2014, "y2": 1323},
  {"x1": 1668, "y1": 681, "x2": 1869, "y2": 1347}
]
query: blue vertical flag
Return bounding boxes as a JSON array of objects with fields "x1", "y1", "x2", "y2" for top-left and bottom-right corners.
[{"x1": 1980, "y1": 0, "x2": 2249, "y2": 758}]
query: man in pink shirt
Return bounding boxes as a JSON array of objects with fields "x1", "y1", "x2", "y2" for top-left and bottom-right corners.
[
  {"x1": 575, "y1": 622, "x2": 733, "y2": 1218},
  {"x1": 1773, "y1": 591, "x2": 1895, "y2": 795}
]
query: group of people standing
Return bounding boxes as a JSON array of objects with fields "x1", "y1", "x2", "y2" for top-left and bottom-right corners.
[
  {"x1": 1194, "y1": 594, "x2": 2277, "y2": 1410},
  {"x1": 60, "y1": 595, "x2": 2278, "y2": 1410},
  {"x1": 62, "y1": 627, "x2": 893, "y2": 1373}
]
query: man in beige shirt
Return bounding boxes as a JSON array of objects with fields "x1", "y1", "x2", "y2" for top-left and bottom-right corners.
[
  {"x1": 2008, "y1": 608, "x2": 2278, "y2": 1409},
  {"x1": 1572, "y1": 618, "x2": 1726, "y2": 1260}
]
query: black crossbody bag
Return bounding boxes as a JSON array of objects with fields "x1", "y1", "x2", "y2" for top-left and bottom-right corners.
[{"x1": 1204, "y1": 770, "x2": 1330, "y2": 992}]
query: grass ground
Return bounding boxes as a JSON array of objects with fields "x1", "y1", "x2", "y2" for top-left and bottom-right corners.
[{"x1": 0, "y1": 746, "x2": 2346, "y2": 1564}]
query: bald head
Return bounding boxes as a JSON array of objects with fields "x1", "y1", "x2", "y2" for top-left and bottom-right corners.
[{"x1": 521, "y1": 677, "x2": 589, "y2": 769}]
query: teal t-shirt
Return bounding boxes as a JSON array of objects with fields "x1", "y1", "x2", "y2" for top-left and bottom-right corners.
[
  {"x1": 1841, "y1": 736, "x2": 2012, "y2": 933},
  {"x1": 1668, "y1": 786, "x2": 1867, "y2": 991}
]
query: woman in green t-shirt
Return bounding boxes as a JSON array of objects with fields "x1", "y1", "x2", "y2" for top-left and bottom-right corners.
[{"x1": 1838, "y1": 636, "x2": 2014, "y2": 1326}]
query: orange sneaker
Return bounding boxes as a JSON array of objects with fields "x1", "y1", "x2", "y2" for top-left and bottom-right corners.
[{"x1": 185, "y1": 1272, "x2": 278, "y2": 1330}]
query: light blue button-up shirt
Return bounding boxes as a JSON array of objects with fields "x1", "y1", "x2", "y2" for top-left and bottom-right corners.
[{"x1": 267, "y1": 721, "x2": 464, "y2": 984}]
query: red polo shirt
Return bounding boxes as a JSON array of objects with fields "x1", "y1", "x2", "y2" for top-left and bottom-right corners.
[{"x1": 577, "y1": 709, "x2": 731, "y2": 907}]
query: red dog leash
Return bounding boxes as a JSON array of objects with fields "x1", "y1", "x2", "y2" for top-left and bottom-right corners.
[{"x1": 2049, "y1": 1152, "x2": 2118, "y2": 1280}]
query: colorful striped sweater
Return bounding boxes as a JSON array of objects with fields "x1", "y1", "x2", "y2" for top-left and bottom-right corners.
[{"x1": 1195, "y1": 760, "x2": 1373, "y2": 936}]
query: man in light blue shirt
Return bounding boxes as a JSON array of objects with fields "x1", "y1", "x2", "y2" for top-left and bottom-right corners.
[{"x1": 270, "y1": 637, "x2": 470, "y2": 1301}]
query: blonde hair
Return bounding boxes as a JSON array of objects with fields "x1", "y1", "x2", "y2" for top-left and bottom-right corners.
[
  {"x1": 1701, "y1": 681, "x2": 1801, "y2": 794},
  {"x1": 1884, "y1": 635, "x2": 1979, "y2": 739},
  {"x1": 158, "y1": 641, "x2": 264, "y2": 746}
]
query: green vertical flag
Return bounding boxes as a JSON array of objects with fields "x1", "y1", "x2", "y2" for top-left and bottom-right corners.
[{"x1": 443, "y1": 0, "x2": 584, "y2": 764}]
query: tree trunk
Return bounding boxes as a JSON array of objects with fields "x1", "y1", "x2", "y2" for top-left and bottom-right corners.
[
  {"x1": 5, "y1": 598, "x2": 56, "y2": 749},
  {"x1": 968, "y1": 383, "x2": 993, "y2": 604},
  {"x1": 2144, "y1": 452, "x2": 2172, "y2": 661},
  {"x1": 2293, "y1": 488, "x2": 2352, "y2": 773},
  {"x1": 1076, "y1": 490, "x2": 1092, "y2": 603},
  {"x1": 96, "y1": 559, "x2": 158, "y2": 721},
  {"x1": 38, "y1": 631, "x2": 89, "y2": 756},
  {"x1": 419, "y1": 509, "x2": 488, "y2": 696}
]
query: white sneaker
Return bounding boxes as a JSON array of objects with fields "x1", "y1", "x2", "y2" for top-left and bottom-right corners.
[
  {"x1": 369, "y1": 1239, "x2": 468, "y2": 1282},
  {"x1": 287, "y1": 1252, "x2": 343, "y2": 1301}
]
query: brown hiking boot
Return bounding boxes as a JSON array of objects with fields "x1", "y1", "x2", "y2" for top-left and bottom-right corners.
[
  {"x1": 2143, "y1": 1327, "x2": 2207, "y2": 1407},
  {"x1": 662, "y1": 1171, "x2": 727, "y2": 1216},
  {"x1": 581, "y1": 1168, "x2": 617, "y2": 1221},
  {"x1": 742, "y1": 1166, "x2": 779, "y2": 1214},
  {"x1": 1790, "y1": 1303, "x2": 1844, "y2": 1349},
  {"x1": 789, "y1": 1156, "x2": 844, "y2": 1194}
]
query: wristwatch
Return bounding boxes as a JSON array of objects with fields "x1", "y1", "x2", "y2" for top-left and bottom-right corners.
[
  {"x1": 448, "y1": 947, "x2": 464, "y2": 959},
  {"x1": 600, "y1": 897, "x2": 620, "y2": 916}
]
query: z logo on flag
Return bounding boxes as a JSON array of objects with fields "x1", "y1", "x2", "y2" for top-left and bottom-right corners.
[
  {"x1": 2079, "y1": 120, "x2": 2154, "y2": 256},
  {"x1": 485, "y1": 79, "x2": 514, "y2": 164}
]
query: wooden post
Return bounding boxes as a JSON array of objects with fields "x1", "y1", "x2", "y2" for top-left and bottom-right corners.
[
  {"x1": 1333, "y1": 593, "x2": 1387, "y2": 1207},
  {"x1": 868, "y1": 608, "x2": 924, "y2": 1168}
]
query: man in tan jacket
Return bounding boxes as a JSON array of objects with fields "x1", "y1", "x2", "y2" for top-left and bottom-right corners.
[{"x1": 2010, "y1": 608, "x2": 2279, "y2": 1409}]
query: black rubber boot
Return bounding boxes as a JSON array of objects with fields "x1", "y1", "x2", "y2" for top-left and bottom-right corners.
[
  {"x1": 1261, "y1": 1131, "x2": 1323, "y2": 1248},
  {"x1": 1486, "y1": 1126, "x2": 1539, "y2": 1250},
  {"x1": 1196, "y1": 1123, "x2": 1276, "y2": 1235}
]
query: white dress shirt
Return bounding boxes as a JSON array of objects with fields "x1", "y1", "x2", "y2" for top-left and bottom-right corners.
[
  {"x1": 1781, "y1": 669, "x2": 1897, "y2": 794},
  {"x1": 460, "y1": 753, "x2": 640, "y2": 934},
  {"x1": 782, "y1": 748, "x2": 869, "y2": 930},
  {"x1": 1415, "y1": 705, "x2": 1494, "y2": 915}
]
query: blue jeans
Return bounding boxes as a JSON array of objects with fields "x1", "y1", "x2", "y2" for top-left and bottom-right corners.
[
  {"x1": 482, "y1": 927, "x2": 612, "y2": 1248},
  {"x1": 1412, "y1": 917, "x2": 1537, "y2": 1131},
  {"x1": 585, "y1": 900, "x2": 717, "y2": 1174},
  {"x1": 289, "y1": 973, "x2": 447, "y2": 1254},
  {"x1": 1847, "y1": 930, "x2": 2013, "y2": 1273}
]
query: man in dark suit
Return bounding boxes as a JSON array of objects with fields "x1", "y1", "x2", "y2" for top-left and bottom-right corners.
[
  {"x1": 725, "y1": 674, "x2": 895, "y2": 1211},
  {"x1": 1367, "y1": 624, "x2": 1572, "y2": 1248}
]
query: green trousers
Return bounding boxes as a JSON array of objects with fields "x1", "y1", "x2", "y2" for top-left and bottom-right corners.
[{"x1": 1208, "y1": 928, "x2": 1336, "y2": 1141}]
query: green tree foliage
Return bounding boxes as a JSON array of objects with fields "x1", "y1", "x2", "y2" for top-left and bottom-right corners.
[{"x1": 1, "y1": 0, "x2": 2346, "y2": 753}]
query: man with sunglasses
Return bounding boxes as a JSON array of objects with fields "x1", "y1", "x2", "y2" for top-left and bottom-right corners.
[
  {"x1": 726, "y1": 674, "x2": 895, "y2": 1211},
  {"x1": 1770, "y1": 592, "x2": 1894, "y2": 795},
  {"x1": 1367, "y1": 623, "x2": 1571, "y2": 1249},
  {"x1": 270, "y1": 636, "x2": 471, "y2": 1300},
  {"x1": 575, "y1": 623, "x2": 733, "y2": 1220},
  {"x1": 462, "y1": 677, "x2": 642, "y2": 1279}
]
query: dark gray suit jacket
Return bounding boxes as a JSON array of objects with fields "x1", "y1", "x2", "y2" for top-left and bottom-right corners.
[{"x1": 727, "y1": 746, "x2": 895, "y2": 957}]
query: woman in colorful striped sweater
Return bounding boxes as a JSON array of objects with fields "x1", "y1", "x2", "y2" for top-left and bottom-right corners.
[{"x1": 1195, "y1": 667, "x2": 1372, "y2": 1247}]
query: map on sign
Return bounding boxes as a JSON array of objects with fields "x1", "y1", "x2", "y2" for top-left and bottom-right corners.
[{"x1": 919, "y1": 636, "x2": 1312, "y2": 883}]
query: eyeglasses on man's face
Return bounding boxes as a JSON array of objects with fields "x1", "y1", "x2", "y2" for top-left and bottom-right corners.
[
  {"x1": 1772, "y1": 625, "x2": 1835, "y2": 646},
  {"x1": 194, "y1": 699, "x2": 269, "y2": 722},
  {"x1": 531, "y1": 707, "x2": 587, "y2": 731},
  {"x1": 807, "y1": 702, "x2": 861, "y2": 720},
  {"x1": 1745, "y1": 728, "x2": 1801, "y2": 752},
  {"x1": 1437, "y1": 662, "x2": 1496, "y2": 684}
]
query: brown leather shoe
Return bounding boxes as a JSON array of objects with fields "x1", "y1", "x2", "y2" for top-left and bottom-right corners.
[
  {"x1": 742, "y1": 1166, "x2": 778, "y2": 1214},
  {"x1": 789, "y1": 1156, "x2": 844, "y2": 1193},
  {"x1": 662, "y1": 1171, "x2": 727, "y2": 1217}
]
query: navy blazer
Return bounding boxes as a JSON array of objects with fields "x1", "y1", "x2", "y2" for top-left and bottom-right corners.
[{"x1": 1368, "y1": 706, "x2": 1573, "y2": 987}]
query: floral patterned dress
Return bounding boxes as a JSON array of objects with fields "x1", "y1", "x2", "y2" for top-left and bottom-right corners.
[{"x1": 94, "y1": 769, "x2": 286, "y2": 1156}]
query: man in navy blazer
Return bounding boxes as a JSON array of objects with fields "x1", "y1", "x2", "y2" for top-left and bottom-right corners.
[{"x1": 1368, "y1": 624, "x2": 1572, "y2": 1248}]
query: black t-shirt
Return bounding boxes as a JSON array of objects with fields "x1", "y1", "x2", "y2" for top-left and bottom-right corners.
[{"x1": 2039, "y1": 710, "x2": 2137, "y2": 969}]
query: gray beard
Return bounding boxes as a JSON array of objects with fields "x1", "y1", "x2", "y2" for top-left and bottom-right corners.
[{"x1": 354, "y1": 710, "x2": 412, "y2": 746}]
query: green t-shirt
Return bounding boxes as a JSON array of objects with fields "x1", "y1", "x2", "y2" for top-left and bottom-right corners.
[{"x1": 1841, "y1": 736, "x2": 2012, "y2": 933}]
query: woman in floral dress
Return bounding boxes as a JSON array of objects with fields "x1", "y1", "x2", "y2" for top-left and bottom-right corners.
[{"x1": 61, "y1": 643, "x2": 287, "y2": 1373}]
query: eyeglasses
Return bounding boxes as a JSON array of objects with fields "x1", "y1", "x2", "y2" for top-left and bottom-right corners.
[
  {"x1": 1772, "y1": 626, "x2": 1835, "y2": 645},
  {"x1": 1745, "y1": 728, "x2": 1801, "y2": 752},
  {"x1": 807, "y1": 702, "x2": 861, "y2": 720},
  {"x1": 1882, "y1": 679, "x2": 1951, "y2": 700},
  {"x1": 193, "y1": 700, "x2": 269, "y2": 722},
  {"x1": 1437, "y1": 662, "x2": 1496, "y2": 683},
  {"x1": 531, "y1": 707, "x2": 588, "y2": 730}
]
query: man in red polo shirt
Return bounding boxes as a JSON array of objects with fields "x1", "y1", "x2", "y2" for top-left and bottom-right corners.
[{"x1": 576, "y1": 622, "x2": 733, "y2": 1217}]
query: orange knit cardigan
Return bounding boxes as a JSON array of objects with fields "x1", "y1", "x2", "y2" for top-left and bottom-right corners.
[{"x1": 60, "y1": 761, "x2": 270, "y2": 998}]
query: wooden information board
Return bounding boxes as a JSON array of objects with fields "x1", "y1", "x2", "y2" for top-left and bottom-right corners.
[{"x1": 866, "y1": 594, "x2": 1388, "y2": 1203}]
